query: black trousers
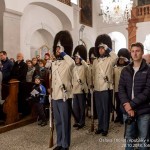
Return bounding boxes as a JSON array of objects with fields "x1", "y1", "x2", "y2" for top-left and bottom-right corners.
[
  {"x1": 34, "y1": 103, "x2": 46, "y2": 122},
  {"x1": 95, "y1": 90, "x2": 111, "y2": 132},
  {"x1": 73, "y1": 94, "x2": 86, "y2": 125},
  {"x1": 115, "y1": 92, "x2": 123, "y2": 121}
]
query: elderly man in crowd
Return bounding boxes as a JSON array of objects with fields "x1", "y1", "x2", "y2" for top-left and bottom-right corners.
[{"x1": 11, "y1": 53, "x2": 29, "y2": 117}]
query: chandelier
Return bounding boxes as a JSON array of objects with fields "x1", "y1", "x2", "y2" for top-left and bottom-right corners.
[{"x1": 100, "y1": 0, "x2": 133, "y2": 24}]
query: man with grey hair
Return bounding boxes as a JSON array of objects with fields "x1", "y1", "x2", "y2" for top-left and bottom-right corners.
[
  {"x1": 11, "y1": 53, "x2": 27, "y2": 82},
  {"x1": 11, "y1": 53, "x2": 28, "y2": 116}
]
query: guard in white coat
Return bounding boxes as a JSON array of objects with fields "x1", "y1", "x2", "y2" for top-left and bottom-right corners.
[
  {"x1": 93, "y1": 34, "x2": 117, "y2": 136},
  {"x1": 72, "y1": 45, "x2": 89, "y2": 129},
  {"x1": 51, "y1": 31, "x2": 74, "y2": 150}
]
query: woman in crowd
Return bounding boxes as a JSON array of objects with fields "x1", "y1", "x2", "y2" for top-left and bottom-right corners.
[
  {"x1": 26, "y1": 60, "x2": 35, "y2": 83},
  {"x1": 32, "y1": 57, "x2": 39, "y2": 70}
]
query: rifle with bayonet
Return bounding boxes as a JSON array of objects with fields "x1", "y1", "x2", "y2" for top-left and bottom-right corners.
[
  {"x1": 90, "y1": 68, "x2": 94, "y2": 132},
  {"x1": 48, "y1": 68, "x2": 54, "y2": 148},
  {"x1": 49, "y1": 94, "x2": 54, "y2": 148}
]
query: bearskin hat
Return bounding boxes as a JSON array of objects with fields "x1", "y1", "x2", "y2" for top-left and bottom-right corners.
[
  {"x1": 73, "y1": 45, "x2": 87, "y2": 61},
  {"x1": 53, "y1": 30, "x2": 73, "y2": 57},
  {"x1": 95, "y1": 34, "x2": 112, "y2": 57},
  {"x1": 89, "y1": 47, "x2": 96, "y2": 63},
  {"x1": 117, "y1": 48, "x2": 130, "y2": 60}
]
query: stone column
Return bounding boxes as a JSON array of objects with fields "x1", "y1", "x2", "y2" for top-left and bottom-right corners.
[
  {"x1": 0, "y1": 13, "x2": 3, "y2": 50},
  {"x1": 3, "y1": 10, "x2": 22, "y2": 59},
  {"x1": 127, "y1": 20, "x2": 137, "y2": 49}
]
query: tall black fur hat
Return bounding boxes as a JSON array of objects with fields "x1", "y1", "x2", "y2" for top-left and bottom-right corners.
[
  {"x1": 89, "y1": 47, "x2": 96, "y2": 63},
  {"x1": 73, "y1": 45, "x2": 87, "y2": 61},
  {"x1": 95, "y1": 34, "x2": 112, "y2": 57},
  {"x1": 117, "y1": 48, "x2": 130, "y2": 60},
  {"x1": 53, "y1": 30, "x2": 73, "y2": 57}
]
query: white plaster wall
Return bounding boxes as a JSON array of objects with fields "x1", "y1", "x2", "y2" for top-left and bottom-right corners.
[
  {"x1": 137, "y1": 22, "x2": 150, "y2": 44},
  {"x1": 4, "y1": 0, "x2": 148, "y2": 59},
  {"x1": 3, "y1": 11, "x2": 21, "y2": 59},
  {"x1": 0, "y1": 0, "x2": 5, "y2": 50},
  {"x1": 30, "y1": 29, "x2": 53, "y2": 49},
  {"x1": 4, "y1": 0, "x2": 74, "y2": 29},
  {"x1": 0, "y1": 13, "x2": 3, "y2": 50},
  {"x1": 109, "y1": 32, "x2": 127, "y2": 53},
  {"x1": 30, "y1": 29, "x2": 53, "y2": 58},
  {"x1": 137, "y1": 22, "x2": 150, "y2": 54},
  {"x1": 21, "y1": 4, "x2": 62, "y2": 59},
  {"x1": 71, "y1": 1, "x2": 98, "y2": 52},
  {"x1": 97, "y1": 15, "x2": 128, "y2": 47}
]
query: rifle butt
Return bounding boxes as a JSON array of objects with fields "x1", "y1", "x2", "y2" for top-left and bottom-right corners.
[
  {"x1": 90, "y1": 116, "x2": 94, "y2": 132},
  {"x1": 49, "y1": 128, "x2": 54, "y2": 148},
  {"x1": 111, "y1": 112, "x2": 114, "y2": 122}
]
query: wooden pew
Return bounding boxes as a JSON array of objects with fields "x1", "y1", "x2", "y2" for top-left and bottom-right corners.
[
  {"x1": 0, "y1": 80, "x2": 38, "y2": 133},
  {"x1": 3, "y1": 79, "x2": 20, "y2": 125}
]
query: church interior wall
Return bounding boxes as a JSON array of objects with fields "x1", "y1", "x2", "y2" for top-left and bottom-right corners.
[
  {"x1": 21, "y1": 4, "x2": 62, "y2": 59},
  {"x1": 1, "y1": 0, "x2": 150, "y2": 59},
  {"x1": 137, "y1": 21, "x2": 150, "y2": 53},
  {"x1": 0, "y1": 0, "x2": 5, "y2": 51}
]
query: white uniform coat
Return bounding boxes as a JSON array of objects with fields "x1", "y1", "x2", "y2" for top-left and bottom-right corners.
[
  {"x1": 72, "y1": 60, "x2": 89, "y2": 94},
  {"x1": 93, "y1": 51, "x2": 117, "y2": 91},
  {"x1": 51, "y1": 55, "x2": 75, "y2": 100},
  {"x1": 113, "y1": 66, "x2": 124, "y2": 92}
]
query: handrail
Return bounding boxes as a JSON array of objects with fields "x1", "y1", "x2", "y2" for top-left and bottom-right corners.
[
  {"x1": 130, "y1": 4, "x2": 150, "y2": 22},
  {"x1": 137, "y1": 4, "x2": 150, "y2": 17}
]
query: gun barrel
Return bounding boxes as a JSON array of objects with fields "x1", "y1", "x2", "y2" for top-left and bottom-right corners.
[
  {"x1": 49, "y1": 95, "x2": 54, "y2": 148},
  {"x1": 90, "y1": 89, "x2": 94, "y2": 132}
]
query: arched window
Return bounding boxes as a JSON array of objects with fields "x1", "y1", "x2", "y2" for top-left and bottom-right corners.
[{"x1": 109, "y1": 32, "x2": 127, "y2": 54}]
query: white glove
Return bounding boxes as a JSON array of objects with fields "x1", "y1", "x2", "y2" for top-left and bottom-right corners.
[
  {"x1": 57, "y1": 41, "x2": 64, "y2": 52},
  {"x1": 98, "y1": 43, "x2": 108, "y2": 50},
  {"x1": 120, "y1": 56, "x2": 129, "y2": 62},
  {"x1": 0, "y1": 99, "x2": 5, "y2": 105},
  {"x1": 75, "y1": 53, "x2": 81, "y2": 59}
]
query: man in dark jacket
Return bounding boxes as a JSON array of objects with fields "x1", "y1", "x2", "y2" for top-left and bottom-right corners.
[
  {"x1": 0, "y1": 51, "x2": 13, "y2": 83},
  {"x1": 11, "y1": 53, "x2": 28, "y2": 82},
  {"x1": 0, "y1": 51, "x2": 13, "y2": 117},
  {"x1": 11, "y1": 53, "x2": 29, "y2": 116},
  {"x1": 119, "y1": 42, "x2": 150, "y2": 150}
]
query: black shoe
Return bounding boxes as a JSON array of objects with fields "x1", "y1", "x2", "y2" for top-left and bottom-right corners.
[
  {"x1": 38, "y1": 120, "x2": 42, "y2": 125},
  {"x1": 120, "y1": 120, "x2": 124, "y2": 124},
  {"x1": 76, "y1": 124, "x2": 85, "y2": 130},
  {"x1": 73, "y1": 123, "x2": 79, "y2": 128},
  {"x1": 102, "y1": 131, "x2": 108, "y2": 136},
  {"x1": 61, "y1": 147, "x2": 69, "y2": 150},
  {"x1": 95, "y1": 129, "x2": 103, "y2": 134},
  {"x1": 41, "y1": 121, "x2": 47, "y2": 127},
  {"x1": 114, "y1": 118, "x2": 120, "y2": 123},
  {"x1": 53, "y1": 146, "x2": 62, "y2": 150}
]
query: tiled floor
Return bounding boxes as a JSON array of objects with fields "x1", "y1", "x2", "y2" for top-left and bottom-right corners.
[{"x1": 0, "y1": 118, "x2": 125, "y2": 150}]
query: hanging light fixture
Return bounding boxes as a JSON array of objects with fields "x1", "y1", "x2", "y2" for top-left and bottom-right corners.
[{"x1": 100, "y1": 0, "x2": 133, "y2": 24}]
